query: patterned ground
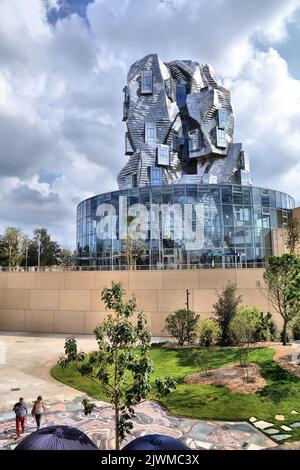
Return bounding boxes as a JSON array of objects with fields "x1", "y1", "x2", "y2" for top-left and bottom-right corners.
[{"x1": 0, "y1": 398, "x2": 277, "y2": 450}]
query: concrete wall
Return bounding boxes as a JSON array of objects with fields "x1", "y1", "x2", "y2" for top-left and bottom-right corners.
[{"x1": 0, "y1": 269, "x2": 278, "y2": 336}]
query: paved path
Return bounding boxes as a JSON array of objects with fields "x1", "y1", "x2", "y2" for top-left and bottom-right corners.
[{"x1": 0, "y1": 332, "x2": 277, "y2": 450}]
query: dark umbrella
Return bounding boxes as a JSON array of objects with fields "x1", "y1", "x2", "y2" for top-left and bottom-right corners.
[
  {"x1": 14, "y1": 425, "x2": 98, "y2": 450},
  {"x1": 122, "y1": 434, "x2": 190, "y2": 451}
]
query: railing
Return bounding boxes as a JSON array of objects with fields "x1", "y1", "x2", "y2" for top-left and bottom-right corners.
[{"x1": 0, "y1": 262, "x2": 268, "y2": 272}]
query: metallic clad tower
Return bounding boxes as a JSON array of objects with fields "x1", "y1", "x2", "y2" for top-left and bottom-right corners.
[{"x1": 118, "y1": 53, "x2": 252, "y2": 189}]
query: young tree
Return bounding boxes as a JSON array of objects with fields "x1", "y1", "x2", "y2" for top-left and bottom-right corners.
[
  {"x1": 286, "y1": 216, "x2": 300, "y2": 254},
  {"x1": 164, "y1": 309, "x2": 200, "y2": 346},
  {"x1": 122, "y1": 216, "x2": 146, "y2": 268},
  {"x1": 259, "y1": 254, "x2": 300, "y2": 345},
  {"x1": 197, "y1": 318, "x2": 221, "y2": 347},
  {"x1": 228, "y1": 307, "x2": 260, "y2": 367},
  {"x1": 0, "y1": 227, "x2": 27, "y2": 268},
  {"x1": 59, "y1": 282, "x2": 176, "y2": 450},
  {"x1": 213, "y1": 282, "x2": 242, "y2": 346}
]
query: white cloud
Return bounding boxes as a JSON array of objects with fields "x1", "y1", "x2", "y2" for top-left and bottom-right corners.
[{"x1": 0, "y1": 0, "x2": 300, "y2": 247}]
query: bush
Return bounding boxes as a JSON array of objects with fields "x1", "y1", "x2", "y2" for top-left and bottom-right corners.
[
  {"x1": 255, "y1": 312, "x2": 277, "y2": 341},
  {"x1": 292, "y1": 316, "x2": 300, "y2": 340},
  {"x1": 228, "y1": 307, "x2": 260, "y2": 367},
  {"x1": 213, "y1": 282, "x2": 242, "y2": 346},
  {"x1": 164, "y1": 309, "x2": 200, "y2": 346},
  {"x1": 197, "y1": 318, "x2": 221, "y2": 347}
]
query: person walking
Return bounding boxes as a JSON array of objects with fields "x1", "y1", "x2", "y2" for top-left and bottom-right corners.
[
  {"x1": 13, "y1": 397, "x2": 28, "y2": 438},
  {"x1": 31, "y1": 396, "x2": 47, "y2": 430}
]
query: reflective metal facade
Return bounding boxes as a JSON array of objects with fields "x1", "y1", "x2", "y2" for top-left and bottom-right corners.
[
  {"x1": 76, "y1": 54, "x2": 295, "y2": 268},
  {"x1": 118, "y1": 54, "x2": 251, "y2": 189}
]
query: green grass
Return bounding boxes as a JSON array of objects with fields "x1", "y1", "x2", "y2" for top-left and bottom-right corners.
[{"x1": 51, "y1": 346, "x2": 300, "y2": 442}]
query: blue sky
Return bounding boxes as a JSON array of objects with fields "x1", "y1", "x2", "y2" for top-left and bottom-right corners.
[{"x1": 0, "y1": 0, "x2": 300, "y2": 247}]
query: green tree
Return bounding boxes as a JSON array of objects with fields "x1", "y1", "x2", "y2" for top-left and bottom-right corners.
[
  {"x1": 259, "y1": 254, "x2": 300, "y2": 345},
  {"x1": 286, "y1": 216, "x2": 300, "y2": 254},
  {"x1": 0, "y1": 227, "x2": 27, "y2": 268},
  {"x1": 59, "y1": 282, "x2": 176, "y2": 450},
  {"x1": 213, "y1": 282, "x2": 242, "y2": 346},
  {"x1": 165, "y1": 309, "x2": 200, "y2": 346},
  {"x1": 228, "y1": 307, "x2": 260, "y2": 367},
  {"x1": 197, "y1": 318, "x2": 221, "y2": 347},
  {"x1": 58, "y1": 248, "x2": 75, "y2": 267},
  {"x1": 27, "y1": 228, "x2": 60, "y2": 267}
]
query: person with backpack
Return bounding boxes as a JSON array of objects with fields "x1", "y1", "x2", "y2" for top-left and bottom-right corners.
[
  {"x1": 31, "y1": 396, "x2": 47, "y2": 430},
  {"x1": 13, "y1": 397, "x2": 28, "y2": 437}
]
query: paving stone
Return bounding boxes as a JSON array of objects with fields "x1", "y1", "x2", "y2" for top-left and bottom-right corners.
[
  {"x1": 265, "y1": 428, "x2": 280, "y2": 435},
  {"x1": 247, "y1": 444, "x2": 265, "y2": 450},
  {"x1": 291, "y1": 422, "x2": 300, "y2": 428},
  {"x1": 253, "y1": 420, "x2": 274, "y2": 430},
  {"x1": 281, "y1": 425, "x2": 292, "y2": 432},
  {"x1": 273, "y1": 434, "x2": 292, "y2": 441},
  {"x1": 275, "y1": 415, "x2": 285, "y2": 421},
  {"x1": 195, "y1": 440, "x2": 212, "y2": 450},
  {"x1": 249, "y1": 417, "x2": 257, "y2": 423}
]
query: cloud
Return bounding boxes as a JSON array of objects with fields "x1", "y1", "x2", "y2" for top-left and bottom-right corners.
[
  {"x1": 228, "y1": 48, "x2": 300, "y2": 201},
  {"x1": 0, "y1": 0, "x2": 300, "y2": 248}
]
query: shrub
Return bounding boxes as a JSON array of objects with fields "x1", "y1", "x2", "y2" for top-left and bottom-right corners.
[
  {"x1": 255, "y1": 312, "x2": 277, "y2": 341},
  {"x1": 164, "y1": 309, "x2": 200, "y2": 346},
  {"x1": 292, "y1": 316, "x2": 300, "y2": 340},
  {"x1": 228, "y1": 307, "x2": 260, "y2": 367},
  {"x1": 213, "y1": 282, "x2": 242, "y2": 346},
  {"x1": 197, "y1": 318, "x2": 221, "y2": 347}
]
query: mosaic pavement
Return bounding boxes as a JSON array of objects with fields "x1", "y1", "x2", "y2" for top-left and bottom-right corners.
[{"x1": 0, "y1": 398, "x2": 277, "y2": 450}]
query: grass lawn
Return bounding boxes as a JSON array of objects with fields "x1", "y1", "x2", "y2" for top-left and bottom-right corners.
[{"x1": 51, "y1": 346, "x2": 300, "y2": 441}]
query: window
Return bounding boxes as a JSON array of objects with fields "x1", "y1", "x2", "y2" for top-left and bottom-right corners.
[
  {"x1": 216, "y1": 127, "x2": 227, "y2": 148},
  {"x1": 150, "y1": 167, "x2": 163, "y2": 185},
  {"x1": 188, "y1": 129, "x2": 201, "y2": 151},
  {"x1": 171, "y1": 133, "x2": 177, "y2": 151},
  {"x1": 124, "y1": 175, "x2": 133, "y2": 189},
  {"x1": 157, "y1": 145, "x2": 169, "y2": 166},
  {"x1": 145, "y1": 121, "x2": 156, "y2": 144},
  {"x1": 125, "y1": 132, "x2": 133, "y2": 155},
  {"x1": 123, "y1": 85, "x2": 129, "y2": 103},
  {"x1": 176, "y1": 83, "x2": 187, "y2": 107},
  {"x1": 217, "y1": 109, "x2": 227, "y2": 129},
  {"x1": 141, "y1": 70, "x2": 153, "y2": 94}
]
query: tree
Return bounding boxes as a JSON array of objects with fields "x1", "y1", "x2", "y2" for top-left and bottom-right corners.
[
  {"x1": 58, "y1": 248, "x2": 75, "y2": 267},
  {"x1": 164, "y1": 309, "x2": 200, "y2": 346},
  {"x1": 27, "y1": 228, "x2": 60, "y2": 267},
  {"x1": 58, "y1": 282, "x2": 176, "y2": 450},
  {"x1": 0, "y1": 227, "x2": 27, "y2": 268},
  {"x1": 197, "y1": 318, "x2": 221, "y2": 347},
  {"x1": 213, "y1": 282, "x2": 242, "y2": 346},
  {"x1": 228, "y1": 307, "x2": 260, "y2": 367},
  {"x1": 123, "y1": 237, "x2": 146, "y2": 268},
  {"x1": 122, "y1": 216, "x2": 146, "y2": 268},
  {"x1": 286, "y1": 216, "x2": 300, "y2": 254},
  {"x1": 259, "y1": 254, "x2": 300, "y2": 345}
]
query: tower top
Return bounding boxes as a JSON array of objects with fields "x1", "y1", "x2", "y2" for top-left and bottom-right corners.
[{"x1": 118, "y1": 54, "x2": 251, "y2": 189}]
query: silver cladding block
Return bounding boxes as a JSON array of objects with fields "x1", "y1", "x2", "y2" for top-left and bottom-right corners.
[{"x1": 118, "y1": 54, "x2": 252, "y2": 189}]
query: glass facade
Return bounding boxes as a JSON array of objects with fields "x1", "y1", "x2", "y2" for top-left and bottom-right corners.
[{"x1": 76, "y1": 184, "x2": 295, "y2": 269}]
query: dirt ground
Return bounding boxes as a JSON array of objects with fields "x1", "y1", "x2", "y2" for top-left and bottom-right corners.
[{"x1": 185, "y1": 363, "x2": 266, "y2": 394}]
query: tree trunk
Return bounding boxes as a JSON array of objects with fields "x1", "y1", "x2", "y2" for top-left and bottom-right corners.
[
  {"x1": 282, "y1": 319, "x2": 288, "y2": 346},
  {"x1": 115, "y1": 401, "x2": 120, "y2": 450}
]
